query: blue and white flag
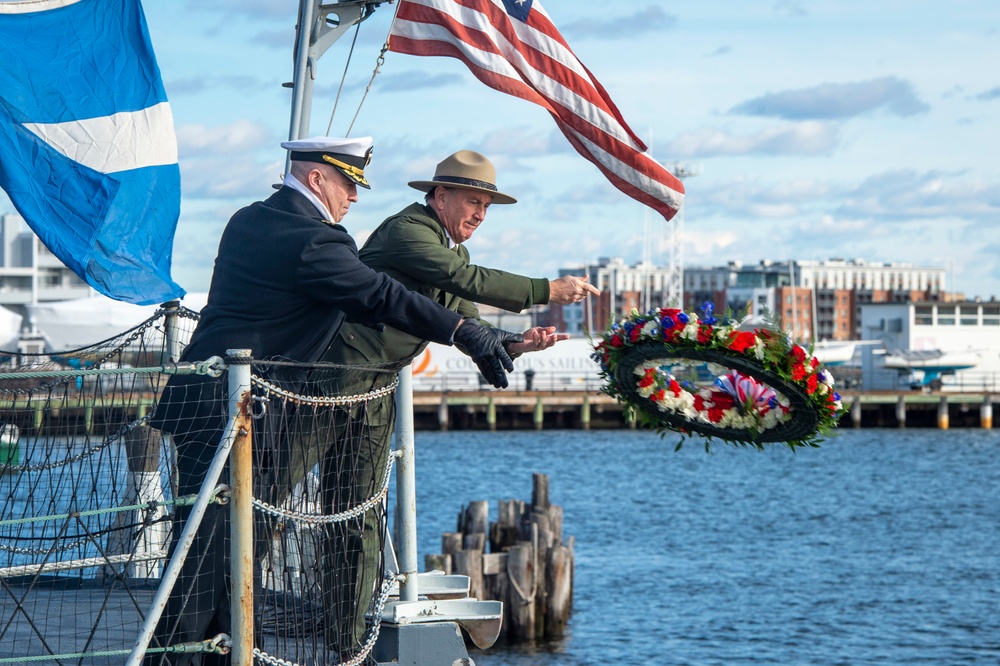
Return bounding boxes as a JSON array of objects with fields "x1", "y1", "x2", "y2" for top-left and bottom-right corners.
[{"x1": 0, "y1": 0, "x2": 184, "y2": 305}]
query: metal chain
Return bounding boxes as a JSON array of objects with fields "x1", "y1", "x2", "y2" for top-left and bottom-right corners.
[
  {"x1": 0, "y1": 414, "x2": 152, "y2": 474},
  {"x1": 253, "y1": 576, "x2": 396, "y2": 666},
  {"x1": 346, "y1": 43, "x2": 387, "y2": 137},
  {"x1": 349, "y1": 576, "x2": 397, "y2": 666},
  {"x1": 250, "y1": 374, "x2": 398, "y2": 406},
  {"x1": 345, "y1": 0, "x2": 401, "y2": 137},
  {"x1": 252, "y1": 449, "x2": 394, "y2": 526}
]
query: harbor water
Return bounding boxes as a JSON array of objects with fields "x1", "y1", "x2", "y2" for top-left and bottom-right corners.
[{"x1": 405, "y1": 428, "x2": 1000, "y2": 665}]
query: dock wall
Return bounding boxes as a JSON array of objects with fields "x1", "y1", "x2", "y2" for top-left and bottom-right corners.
[
  {"x1": 413, "y1": 391, "x2": 998, "y2": 431},
  {"x1": 4, "y1": 391, "x2": 996, "y2": 435}
]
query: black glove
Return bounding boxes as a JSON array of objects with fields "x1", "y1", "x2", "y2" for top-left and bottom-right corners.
[
  {"x1": 492, "y1": 328, "x2": 525, "y2": 354},
  {"x1": 453, "y1": 319, "x2": 514, "y2": 389}
]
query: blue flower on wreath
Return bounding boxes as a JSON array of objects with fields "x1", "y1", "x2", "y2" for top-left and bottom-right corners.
[
  {"x1": 677, "y1": 312, "x2": 690, "y2": 325},
  {"x1": 700, "y1": 301, "x2": 718, "y2": 326}
]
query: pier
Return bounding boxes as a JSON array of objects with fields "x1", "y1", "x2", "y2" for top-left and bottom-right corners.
[
  {"x1": 1, "y1": 390, "x2": 995, "y2": 437},
  {"x1": 411, "y1": 390, "x2": 997, "y2": 431}
]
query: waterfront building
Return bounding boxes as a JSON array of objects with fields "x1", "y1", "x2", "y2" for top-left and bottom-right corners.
[
  {"x1": 545, "y1": 257, "x2": 950, "y2": 343},
  {"x1": 859, "y1": 300, "x2": 1000, "y2": 391},
  {"x1": 0, "y1": 213, "x2": 93, "y2": 323}
]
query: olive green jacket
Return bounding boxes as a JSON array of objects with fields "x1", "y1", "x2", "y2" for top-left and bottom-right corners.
[{"x1": 323, "y1": 203, "x2": 550, "y2": 367}]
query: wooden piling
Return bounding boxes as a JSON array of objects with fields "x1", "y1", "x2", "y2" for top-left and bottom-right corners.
[
  {"x1": 982, "y1": 397, "x2": 993, "y2": 429},
  {"x1": 442, "y1": 532, "x2": 463, "y2": 561},
  {"x1": 531, "y1": 473, "x2": 549, "y2": 510},
  {"x1": 545, "y1": 544, "x2": 572, "y2": 636},
  {"x1": 454, "y1": 548, "x2": 485, "y2": 601},
  {"x1": 506, "y1": 543, "x2": 536, "y2": 641},
  {"x1": 433, "y1": 474, "x2": 574, "y2": 645},
  {"x1": 896, "y1": 395, "x2": 906, "y2": 428},
  {"x1": 462, "y1": 500, "x2": 489, "y2": 536},
  {"x1": 533, "y1": 398, "x2": 544, "y2": 431},
  {"x1": 851, "y1": 398, "x2": 862, "y2": 428}
]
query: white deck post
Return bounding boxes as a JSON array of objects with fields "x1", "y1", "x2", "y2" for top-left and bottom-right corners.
[{"x1": 394, "y1": 366, "x2": 419, "y2": 602}]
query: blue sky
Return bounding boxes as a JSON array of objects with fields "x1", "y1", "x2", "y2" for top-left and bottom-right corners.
[{"x1": 5, "y1": 0, "x2": 1000, "y2": 300}]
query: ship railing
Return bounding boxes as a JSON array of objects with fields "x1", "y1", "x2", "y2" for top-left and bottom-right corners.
[{"x1": 0, "y1": 304, "x2": 491, "y2": 666}]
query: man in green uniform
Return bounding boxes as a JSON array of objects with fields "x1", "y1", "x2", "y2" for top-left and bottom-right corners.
[{"x1": 317, "y1": 150, "x2": 599, "y2": 657}]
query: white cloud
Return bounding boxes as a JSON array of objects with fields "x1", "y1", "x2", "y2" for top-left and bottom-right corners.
[
  {"x1": 664, "y1": 121, "x2": 839, "y2": 158},
  {"x1": 730, "y1": 77, "x2": 930, "y2": 120},
  {"x1": 176, "y1": 120, "x2": 274, "y2": 157},
  {"x1": 180, "y1": 155, "x2": 282, "y2": 200}
]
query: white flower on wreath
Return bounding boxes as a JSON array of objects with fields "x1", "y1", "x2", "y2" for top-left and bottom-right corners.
[
  {"x1": 656, "y1": 390, "x2": 695, "y2": 414},
  {"x1": 680, "y1": 320, "x2": 701, "y2": 341},
  {"x1": 761, "y1": 408, "x2": 785, "y2": 429}
]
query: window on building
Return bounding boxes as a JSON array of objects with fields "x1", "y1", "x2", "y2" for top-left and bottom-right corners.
[
  {"x1": 960, "y1": 306, "x2": 979, "y2": 326},
  {"x1": 983, "y1": 305, "x2": 1000, "y2": 326},
  {"x1": 914, "y1": 306, "x2": 932, "y2": 326},
  {"x1": 936, "y1": 306, "x2": 955, "y2": 326}
]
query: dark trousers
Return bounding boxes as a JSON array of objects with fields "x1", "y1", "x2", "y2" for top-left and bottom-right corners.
[
  {"x1": 320, "y1": 394, "x2": 393, "y2": 654},
  {"x1": 145, "y1": 401, "x2": 288, "y2": 665}
]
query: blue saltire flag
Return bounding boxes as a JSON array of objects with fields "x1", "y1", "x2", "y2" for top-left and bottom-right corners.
[{"x1": 0, "y1": 0, "x2": 184, "y2": 305}]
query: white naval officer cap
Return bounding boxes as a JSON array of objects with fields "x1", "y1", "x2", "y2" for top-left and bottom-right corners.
[{"x1": 281, "y1": 136, "x2": 374, "y2": 189}]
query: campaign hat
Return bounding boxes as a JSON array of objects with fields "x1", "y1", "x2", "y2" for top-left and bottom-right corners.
[
  {"x1": 281, "y1": 136, "x2": 373, "y2": 189},
  {"x1": 407, "y1": 150, "x2": 516, "y2": 204}
]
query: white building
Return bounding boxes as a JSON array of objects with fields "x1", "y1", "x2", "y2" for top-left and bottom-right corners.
[
  {"x1": 860, "y1": 300, "x2": 1000, "y2": 391},
  {"x1": 0, "y1": 213, "x2": 93, "y2": 318}
]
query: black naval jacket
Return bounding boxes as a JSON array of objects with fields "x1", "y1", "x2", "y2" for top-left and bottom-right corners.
[{"x1": 152, "y1": 186, "x2": 463, "y2": 441}]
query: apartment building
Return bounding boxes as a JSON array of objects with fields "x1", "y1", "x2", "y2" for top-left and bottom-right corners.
[{"x1": 544, "y1": 257, "x2": 949, "y2": 343}]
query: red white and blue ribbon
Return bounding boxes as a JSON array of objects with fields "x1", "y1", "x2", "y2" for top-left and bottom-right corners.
[{"x1": 715, "y1": 371, "x2": 777, "y2": 409}]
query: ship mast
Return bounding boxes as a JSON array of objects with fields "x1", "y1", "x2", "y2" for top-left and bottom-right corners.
[{"x1": 285, "y1": 1, "x2": 388, "y2": 174}]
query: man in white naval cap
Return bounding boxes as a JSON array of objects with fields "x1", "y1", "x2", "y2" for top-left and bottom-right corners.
[{"x1": 146, "y1": 137, "x2": 516, "y2": 665}]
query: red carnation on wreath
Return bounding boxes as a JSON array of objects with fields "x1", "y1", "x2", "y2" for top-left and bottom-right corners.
[{"x1": 728, "y1": 331, "x2": 758, "y2": 353}]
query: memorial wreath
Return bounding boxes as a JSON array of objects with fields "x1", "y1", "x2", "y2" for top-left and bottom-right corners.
[{"x1": 591, "y1": 303, "x2": 845, "y2": 450}]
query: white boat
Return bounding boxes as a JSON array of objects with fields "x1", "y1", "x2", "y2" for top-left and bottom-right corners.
[{"x1": 812, "y1": 341, "x2": 857, "y2": 366}]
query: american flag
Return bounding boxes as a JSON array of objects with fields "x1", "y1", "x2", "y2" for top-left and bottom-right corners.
[{"x1": 387, "y1": 0, "x2": 685, "y2": 220}]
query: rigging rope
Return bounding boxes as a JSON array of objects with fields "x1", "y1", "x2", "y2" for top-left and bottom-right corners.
[
  {"x1": 344, "y1": 1, "x2": 402, "y2": 137},
  {"x1": 326, "y1": 20, "x2": 363, "y2": 135}
]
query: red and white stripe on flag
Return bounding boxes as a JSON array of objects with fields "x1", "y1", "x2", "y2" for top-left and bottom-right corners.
[{"x1": 387, "y1": 0, "x2": 684, "y2": 220}]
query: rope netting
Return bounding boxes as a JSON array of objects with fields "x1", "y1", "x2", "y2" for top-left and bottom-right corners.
[{"x1": 0, "y1": 306, "x2": 403, "y2": 666}]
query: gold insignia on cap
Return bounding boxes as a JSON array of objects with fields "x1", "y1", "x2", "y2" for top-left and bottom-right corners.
[{"x1": 322, "y1": 154, "x2": 369, "y2": 186}]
